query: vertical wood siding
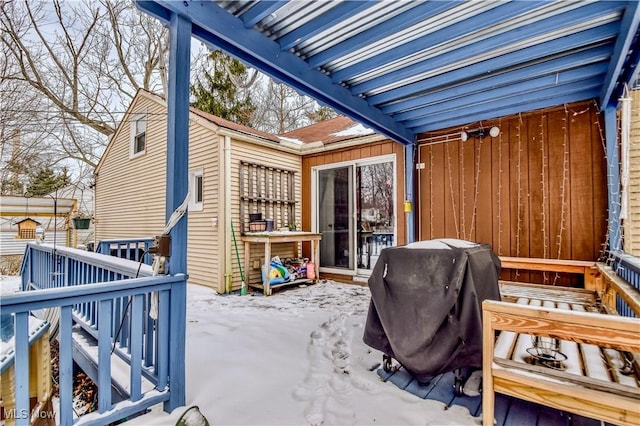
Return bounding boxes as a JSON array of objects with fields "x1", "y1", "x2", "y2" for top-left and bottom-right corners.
[
  {"x1": 418, "y1": 101, "x2": 607, "y2": 284},
  {"x1": 301, "y1": 140, "x2": 406, "y2": 283}
]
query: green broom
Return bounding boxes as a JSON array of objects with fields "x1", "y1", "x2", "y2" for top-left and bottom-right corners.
[{"x1": 231, "y1": 220, "x2": 247, "y2": 295}]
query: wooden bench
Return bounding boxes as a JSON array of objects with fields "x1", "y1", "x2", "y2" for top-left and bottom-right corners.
[{"x1": 483, "y1": 258, "x2": 640, "y2": 426}]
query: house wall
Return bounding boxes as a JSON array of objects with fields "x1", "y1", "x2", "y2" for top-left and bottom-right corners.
[
  {"x1": 95, "y1": 92, "x2": 304, "y2": 293},
  {"x1": 95, "y1": 94, "x2": 168, "y2": 240},
  {"x1": 230, "y1": 138, "x2": 303, "y2": 289},
  {"x1": 417, "y1": 101, "x2": 608, "y2": 284},
  {"x1": 185, "y1": 119, "x2": 221, "y2": 291},
  {"x1": 95, "y1": 93, "x2": 223, "y2": 291},
  {"x1": 301, "y1": 140, "x2": 406, "y2": 283},
  {"x1": 624, "y1": 90, "x2": 640, "y2": 255}
]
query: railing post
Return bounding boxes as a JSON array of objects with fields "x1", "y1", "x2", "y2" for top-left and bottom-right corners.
[
  {"x1": 98, "y1": 299, "x2": 113, "y2": 413},
  {"x1": 130, "y1": 294, "x2": 144, "y2": 401},
  {"x1": 166, "y1": 277, "x2": 186, "y2": 411},
  {"x1": 14, "y1": 312, "x2": 30, "y2": 426},
  {"x1": 59, "y1": 306, "x2": 73, "y2": 426}
]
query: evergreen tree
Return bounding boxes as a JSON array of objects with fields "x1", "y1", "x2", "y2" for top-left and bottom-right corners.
[
  {"x1": 26, "y1": 167, "x2": 70, "y2": 196},
  {"x1": 190, "y1": 51, "x2": 255, "y2": 126}
]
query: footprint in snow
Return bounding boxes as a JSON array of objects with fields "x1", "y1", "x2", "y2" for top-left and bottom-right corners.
[{"x1": 293, "y1": 313, "x2": 375, "y2": 425}]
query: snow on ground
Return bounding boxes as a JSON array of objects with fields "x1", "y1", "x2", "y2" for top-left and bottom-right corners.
[
  {"x1": 134, "y1": 281, "x2": 480, "y2": 426},
  {"x1": 0, "y1": 276, "x2": 480, "y2": 425},
  {"x1": 0, "y1": 275, "x2": 20, "y2": 295}
]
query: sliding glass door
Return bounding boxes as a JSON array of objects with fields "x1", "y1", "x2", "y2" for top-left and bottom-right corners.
[
  {"x1": 315, "y1": 156, "x2": 396, "y2": 276},
  {"x1": 317, "y1": 166, "x2": 353, "y2": 269}
]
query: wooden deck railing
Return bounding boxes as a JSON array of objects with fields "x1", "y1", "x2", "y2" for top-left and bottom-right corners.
[
  {"x1": 485, "y1": 256, "x2": 640, "y2": 426},
  {"x1": 95, "y1": 237, "x2": 155, "y2": 265},
  {"x1": 499, "y1": 256, "x2": 640, "y2": 318},
  {"x1": 2, "y1": 243, "x2": 185, "y2": 425}
]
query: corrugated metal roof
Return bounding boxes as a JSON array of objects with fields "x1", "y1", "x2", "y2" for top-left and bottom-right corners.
[{"x1": 138, "y1": 0, "x2": 640, "y2": 145}]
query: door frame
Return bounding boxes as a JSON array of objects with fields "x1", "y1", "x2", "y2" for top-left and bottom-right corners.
[{"x1": 311, "y1": 154, "x2": 397, "y2": 277}]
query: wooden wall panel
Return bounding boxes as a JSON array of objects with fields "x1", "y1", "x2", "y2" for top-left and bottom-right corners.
[{"x1": 417, "y1": 101, "x2": 607, "y2": 284}]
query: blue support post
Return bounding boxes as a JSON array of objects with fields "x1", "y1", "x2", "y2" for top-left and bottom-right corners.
[
  {"x1": 164, "y1": 11, "x2": 190, "y2": 412},
  {"x1": 604, "y1": 105, "x2": 621, "y2": 252},
  {"x1": 405, "y1": 144, "x2": 415, "y2": 244}
]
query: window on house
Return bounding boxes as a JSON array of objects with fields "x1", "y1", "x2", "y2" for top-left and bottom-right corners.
[
  {"x1": 130, "y1": 113, "x2": 147, "y2": 157},
  {"x1": 189, "y1": 168, "x2": 204, "y2": 211}
]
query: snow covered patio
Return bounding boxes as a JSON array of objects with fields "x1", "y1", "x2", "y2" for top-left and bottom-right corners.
[
  {"x1": 2, "y1": 250, "x2": 639, "y2": 425},
  {"x1": 124, "y1": 280, "x2": 483, "y2": 425}
]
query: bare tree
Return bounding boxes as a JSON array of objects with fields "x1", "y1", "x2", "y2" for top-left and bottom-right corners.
[
  {"x1": 0, "y1": 0, "x2": 169, "y2": 174},
  {"x1": 251, "y1": 77, "x2": 323, "y2": 134}
]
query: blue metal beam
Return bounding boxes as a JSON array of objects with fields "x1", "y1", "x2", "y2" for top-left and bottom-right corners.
[
  {"x1": 368, "y1": 24, "x2": 619, "y2": 108},
  {"x1": 408, "y1": 81, "x2": 601, "y2": 130},
  {"x1": 277, "y1": 1, "x2": 374, "y2": 50},
  {"x1": 394, "y1": 63, "x2": 608, "y2": 122},
  {"x1": 164, "y1": 11, "x2": 190, "y2": 412},
  {"x1": 241, "y1": 1, "x2": 288, "y2": 28},
  {"x1": 137, "y1": 0, "x2": 415, "y2": 145},
  {"x1": 343, "y1": 1, "x2": 621, "y2": 90},
  {"x1": 604, "y1": 105, "x2": 621, "y2": 251},
  {"x1": 413, "y1": 91, "x2": 599, "y2": 133},
  {"x1": 306, "y1": 1, "x2": 459, "y2": 68},
  {"x1": 618, "y1": 29, "x2": 640, "y2": 90},
  {"x1": 600, "y1": 1, "x2": 640, "y2": 107}
]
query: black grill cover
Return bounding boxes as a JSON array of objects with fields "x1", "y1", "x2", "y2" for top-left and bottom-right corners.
[{"x1": 363, "y1": 239, "x2": 501, "y2": 383}]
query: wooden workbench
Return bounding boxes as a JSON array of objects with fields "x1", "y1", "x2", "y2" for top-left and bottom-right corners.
[{"x1": 242, "y1": 231, "x2": 321, "y2": 296}]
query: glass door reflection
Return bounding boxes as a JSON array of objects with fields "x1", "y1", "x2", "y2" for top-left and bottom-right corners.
[
  {"x1": 357, "y1": 161, "x2": 394, "y2": 272},
  {"x1": 318, "y1": 166, "x2": 353, "y2": 269}
]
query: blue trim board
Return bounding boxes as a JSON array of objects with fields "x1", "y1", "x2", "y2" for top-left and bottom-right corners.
[{"x1": 600, "y1": 1, "x2": 640, "y2": 107}]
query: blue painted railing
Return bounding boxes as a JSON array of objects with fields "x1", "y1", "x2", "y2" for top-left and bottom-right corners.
[
  {"x1": 3, "y1": 243, "x2": 185, "y2": 425},
  {"x1": 611, "y1": 251, "x2": 640, "y2": 318},
  {"x1": 96, "y1": 237, "x2": 155, "y2": 265}
]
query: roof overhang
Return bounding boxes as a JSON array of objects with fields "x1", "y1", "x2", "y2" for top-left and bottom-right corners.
[{"x1": 137, "y1": 0, "x2": 640, "y2": 145}]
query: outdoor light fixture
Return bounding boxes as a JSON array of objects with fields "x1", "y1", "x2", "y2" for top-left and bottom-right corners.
[{"x1": 460, "y1": 126, "x2": 500, "y2": 141}]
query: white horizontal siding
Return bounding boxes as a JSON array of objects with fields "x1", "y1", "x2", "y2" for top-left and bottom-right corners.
[
  {"x1": 0, "y1": 231, "x2": 70, "y2": 256},
  {"x1": 95, "y1": 96, "x2": 167, "y2": 242},
  {"x1": 186, "y1": 120, "x2": 220, "y2": 290}
]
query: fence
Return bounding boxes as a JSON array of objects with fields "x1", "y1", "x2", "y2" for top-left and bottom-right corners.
[
  {"x1": 2, "y1": 243, "x2": 185, "y2": 425},
  {"x1": 95, "y1": 237, "x2": 155, "y2": 265}
]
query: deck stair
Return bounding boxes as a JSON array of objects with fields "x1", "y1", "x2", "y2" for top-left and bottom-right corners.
[{"x1": 71, "y1": 326, "x2": 155, "y2": 405}]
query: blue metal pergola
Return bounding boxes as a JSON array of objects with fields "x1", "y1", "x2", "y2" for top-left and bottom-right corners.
[{"x1": 136, "y1": 0, "x2": 640, "y2": 282}]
